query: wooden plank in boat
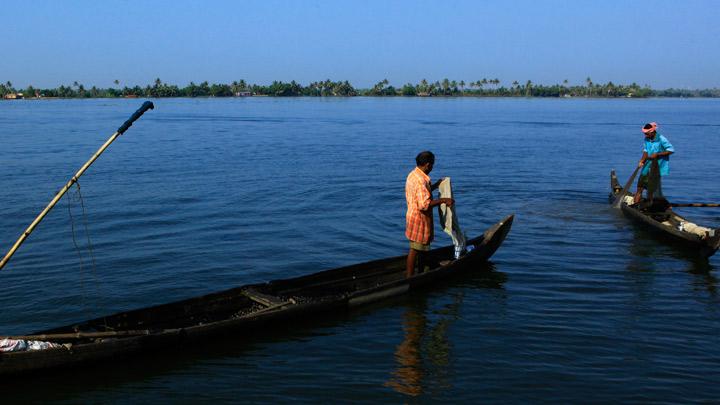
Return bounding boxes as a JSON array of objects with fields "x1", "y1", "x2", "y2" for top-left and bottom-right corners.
[{"x1": 241, "y1": 288, "x2": 290, "y2": 307}]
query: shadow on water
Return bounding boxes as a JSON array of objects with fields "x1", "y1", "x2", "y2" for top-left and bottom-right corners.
[
  {"x1": 626, "y1": 225, "x2": 716, "y2": 269},
  {"x1": 2, "y1": 262, "x2": 506, "y2": 402},
  {"x1": 626, "y1": 225, "x2": 717, "y2": 296},
  {"x1": 383, "y1": 262, "x2": 506, "y2": 397}
]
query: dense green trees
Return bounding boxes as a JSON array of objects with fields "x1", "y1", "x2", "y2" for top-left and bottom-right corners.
[
  {"x1": 0, "y1": 78, "x2": 717, "y2": 99},
  {"x1": 400, "y1": 83, "x2": 417, "y2": 96},
  {"x1": 368, "y1": 79, "x2": 397, "y2": 96},
  {"x1": 0, "y1": 81, "x2": 16, "y2": 96}
]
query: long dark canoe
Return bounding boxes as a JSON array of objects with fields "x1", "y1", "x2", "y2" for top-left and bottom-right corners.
[
  {"x1": 0, "y1": 214, "x2": 513, "y2": 376},
  {"x1": 610, "y1": 170, "x2": 720, "y2": 258}
]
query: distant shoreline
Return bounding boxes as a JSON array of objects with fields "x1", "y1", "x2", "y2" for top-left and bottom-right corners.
[
  {"x1": 2, "y1": 78, "x2": 718, "y2": 99},
  {"x1": 5, "y1": 95, "x2": 720, "y2": 101}
]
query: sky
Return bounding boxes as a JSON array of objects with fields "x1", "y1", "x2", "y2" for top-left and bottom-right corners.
[{"x1": 2, "y1": 0, "x2": 719, "y2": 89}]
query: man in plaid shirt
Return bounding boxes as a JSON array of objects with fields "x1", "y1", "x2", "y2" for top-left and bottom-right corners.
[{"x1": 405, "y1": 151, "x2": 454, "y2": 278}]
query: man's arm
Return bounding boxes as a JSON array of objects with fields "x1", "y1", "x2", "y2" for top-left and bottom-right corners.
[
  {"x1": 417, "y1": 188, "x2": 453, "y2": 211},
  {"x1": 417, "y1": 179, "x2": 453, "y2": 211},
  {"x1": 429, "y1": 198, "x2": 454, "y2": 207},
  {"x1": 638, "y1": 151, "x2": 648, "y2": 167},
  {"x1": 648, "y1": 150, "x2": 673, "y2": 160},
  {"x1": 650, "y1": 136, "x2": 675, "y2": 159},
  {"x1": 431, "y1": 179, "x2": 452, "y2": 207}
]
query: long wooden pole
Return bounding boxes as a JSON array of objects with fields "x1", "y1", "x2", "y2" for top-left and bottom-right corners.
[
  {"x1": 671, "y1": 203, "x2": 720, "y2": 208},
  {"x1": 0, "y1": 102, "x2": 154, "y2": 271}
]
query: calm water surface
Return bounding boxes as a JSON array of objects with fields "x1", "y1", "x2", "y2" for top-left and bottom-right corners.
[{"x1": 1, "y1": 98, "x2": 719, "y2": 402}]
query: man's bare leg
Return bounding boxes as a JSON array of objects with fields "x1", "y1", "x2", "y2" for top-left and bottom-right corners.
[{"x1": 406, "y1": 249, "x2": 418, "y2": 278}]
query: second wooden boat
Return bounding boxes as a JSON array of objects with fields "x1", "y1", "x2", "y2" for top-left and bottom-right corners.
[{"x1": 610, "y1": 170, "x2": 720, "y2": 257}]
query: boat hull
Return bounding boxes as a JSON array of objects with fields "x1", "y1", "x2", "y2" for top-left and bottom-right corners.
[
  {"x1": 0, "y1": 214, "x2": 514, "y2": 376},
  {"x1": 609, "y1": 170, "x2": 719, "y2": 258}
]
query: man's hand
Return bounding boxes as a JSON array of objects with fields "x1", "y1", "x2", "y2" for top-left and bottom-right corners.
[
  {"x1": 649, "y1": 153, "x2": 659, "y2": 160},
  {"x1": 429, "y1": 197, "x2": 455, "y2": 209},
  {"x1": 638, "y1": 160, "x2": 645, "y2": 168},
  {"x1": 431, "y1": 178, "x2": 445, "y2": 190}
]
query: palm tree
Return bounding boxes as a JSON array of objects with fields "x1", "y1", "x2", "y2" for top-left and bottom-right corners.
[
  {"x1": 525, "y1": 80, "x2": 533, "y2": 97},
  {"x1": 459, "y1": 80, "x2": 465, "y2": 94},
  {"x1": 371, "y1": 79, "x2": 387, "y2": 95},
  {"x1": 114, "y1": 79, "x2": 120, "y2": 87},
  {"x1": 606, "y1": 81, "x2": 615, "y2": 97},
  {"x1": 586, "y1": 77, "x2": 593, "y2": 96},
  {"x1": 418, "y1": 79, "x2": 428, "y2": 94},
  {"x1": 325, "y1": 79, "x2": 333, "y2": 95},
  {"x1": 315, "y1": 81, "x2": 322, "y2": 96}
]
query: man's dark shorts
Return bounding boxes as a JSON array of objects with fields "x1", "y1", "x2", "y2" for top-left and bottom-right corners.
[{"x1": 637, "y1": 174, "x2": 649, "y2": 189}]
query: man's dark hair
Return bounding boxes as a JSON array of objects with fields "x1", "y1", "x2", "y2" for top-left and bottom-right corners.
[
  {"x1": 416, "y1": 151, "x2": 435, "y2": 166},
  {"x1": 643, "y1": 123, "x2": 654, "y2": 130}
]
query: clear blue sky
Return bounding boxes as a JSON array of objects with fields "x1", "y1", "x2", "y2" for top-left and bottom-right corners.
[{"x1": 3, "y1": 0, "x2": 719, "y2": 89}]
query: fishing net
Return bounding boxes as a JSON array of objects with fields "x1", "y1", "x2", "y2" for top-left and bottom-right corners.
[
  {"x1": 647, "y1": 159, "x2": 664, "y2": 199},
  {"x1": 66, "y1": 181, "x2": 104, "y2": 317}
]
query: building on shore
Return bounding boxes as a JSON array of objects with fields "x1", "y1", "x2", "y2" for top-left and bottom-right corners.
[{"x1": 3, "y1": 93, "x2": 23, "y2": 99}]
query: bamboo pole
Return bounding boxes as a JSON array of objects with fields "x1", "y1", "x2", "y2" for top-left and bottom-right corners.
[
  {"x1": 671, "y1": 203, "x2": 720, "y2": 208},
  {"x1": 0, "y1": 102, "x2": 154, "y2": 271}
]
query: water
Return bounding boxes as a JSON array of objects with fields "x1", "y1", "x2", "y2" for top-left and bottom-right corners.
[{"x1": 1, "y1": 97, "x2": 719, "y2": 402}]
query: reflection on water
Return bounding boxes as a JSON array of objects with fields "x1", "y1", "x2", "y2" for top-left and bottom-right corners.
[
  {"x1": 687, "y1": 265, "x2": 719, "y2": 297},
  {"x1": 385, "y1": 264, "x2": 505, "y2": 396},
  {"x1": 384, "y1": 301, "x2": 427, "y2": 396},
  {"x1": 627, "y1": 225, "x2": 716, "y2": 267},
  {"x1": 626, "y1": 225, "x2": 718, "y2": 296}
]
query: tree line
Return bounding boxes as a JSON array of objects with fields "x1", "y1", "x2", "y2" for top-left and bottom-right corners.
[{"x1": 1, "y1": 78, "x2": 718, "y2": 98}]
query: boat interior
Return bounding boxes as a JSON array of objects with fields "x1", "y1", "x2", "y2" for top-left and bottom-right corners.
[
  {"x1": 611, "y1": 170, "x2": 714, "y2": 237},
  {"x1": 35, "y1": 242, "x2": 464, "y2": 338}
]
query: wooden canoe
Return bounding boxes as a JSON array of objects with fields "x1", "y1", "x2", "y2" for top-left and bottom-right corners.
[
  {"x1": 610, "y1": 170, "x2": 720, "y2": 258},
  {"x1": 0, "y1": 214, "x2": 513, "y2": 376}
]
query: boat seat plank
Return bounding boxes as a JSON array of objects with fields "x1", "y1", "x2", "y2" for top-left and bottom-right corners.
[{"x1": 241, "y1": 288, "x2": 288, "y2": 307}]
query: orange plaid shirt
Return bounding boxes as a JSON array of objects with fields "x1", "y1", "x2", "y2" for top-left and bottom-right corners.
[{"x1": 405, "y1": 167, "x2": 433, "y2": 244}]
